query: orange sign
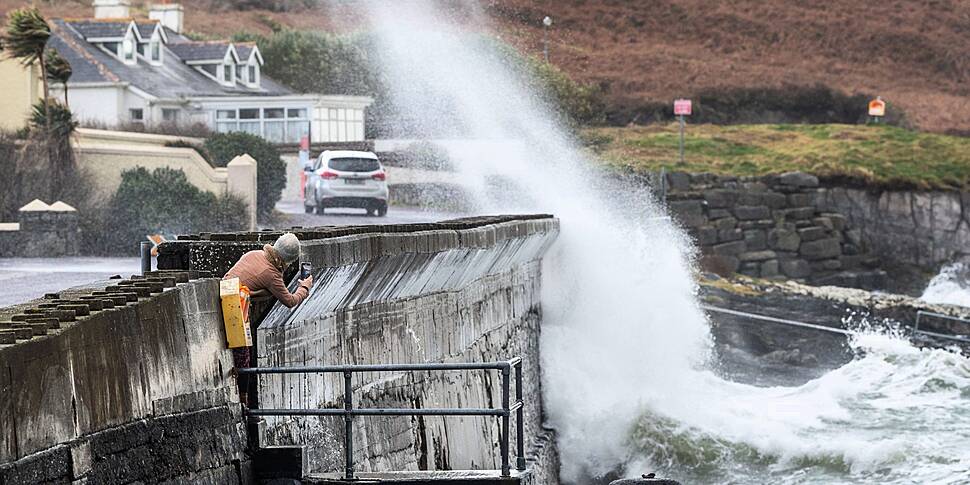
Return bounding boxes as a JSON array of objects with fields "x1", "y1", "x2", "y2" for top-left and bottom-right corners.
[{"x1": 868, "y1": 98, "x2": 886, "y2": 117}]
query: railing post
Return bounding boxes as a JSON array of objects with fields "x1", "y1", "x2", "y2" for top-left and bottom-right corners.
[
  {"x1": 515, "y1": 361, "x2": 525, "y2": 471},
  {"x1": 139, "y1": 241, "x2": 152, "y2": 275},
  {"x1": 344, "y1": 371, "x2": 354, "y2": 480},
  {"x1": 500, "y1": 365, "x2": 511, "y2": 477}
]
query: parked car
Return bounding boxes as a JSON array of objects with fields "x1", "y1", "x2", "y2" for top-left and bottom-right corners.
[{"x1": 304, "y1": 150, "x2": 389, "y2": 216}]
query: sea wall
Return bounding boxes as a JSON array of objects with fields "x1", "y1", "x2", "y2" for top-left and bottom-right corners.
[
  {"x1": 0, "y1": 275, "x2": 247, "y2": 483},
  {"x1": 818, "y1": 187, "x2": 970, "y2": 269},
  {"x1": 254, "y1": 217, "x2": 560, "y2": 481},
  {"x1": 663, "y1": 171, "x2": 885, "y2": 288}
]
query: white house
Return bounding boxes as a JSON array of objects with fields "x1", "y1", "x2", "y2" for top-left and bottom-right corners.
[{"x1": 47, "y1": 0, "x2": 372, "y2": 144}]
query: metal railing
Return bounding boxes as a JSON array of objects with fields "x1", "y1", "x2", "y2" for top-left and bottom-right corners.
[
  {"x1": 701, "y1": 304, "x2": 856, "y2": 336},
  {"x1": 915, "y1": 310, "x2": 970, "y2": 343},
  {"x1": 238, "y1": 359, "x2": 526, "y2": 480}
]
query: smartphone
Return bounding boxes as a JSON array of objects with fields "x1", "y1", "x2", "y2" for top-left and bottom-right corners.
[{"x1": 300, "y1": 262, "x2": 312, "y2": 279}]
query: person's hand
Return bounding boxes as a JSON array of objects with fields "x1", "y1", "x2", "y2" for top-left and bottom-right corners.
[{"x1": 299, "y1": 275, "x2": 313, "y2": 290}]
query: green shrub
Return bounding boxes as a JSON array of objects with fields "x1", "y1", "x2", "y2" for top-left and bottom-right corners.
[
  {"x1": 93, "y1": 167, "x2": 248, "y2": 255},
  {"x1": 204, "y1": 131, "x2": 286, "y2": 219}
]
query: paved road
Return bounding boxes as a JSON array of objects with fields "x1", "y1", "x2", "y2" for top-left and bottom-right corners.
[
  {"x1": 0, "y1": 257, "x2": 140, "y2": 307},
  {"x1": 275, "y1": 201, "x2": 463, "y2": 227}
]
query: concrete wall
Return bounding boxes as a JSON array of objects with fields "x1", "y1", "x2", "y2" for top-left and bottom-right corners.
[
  {"x1": 0, "y1": 277, "x2": 248, "y2": 483},
  {"x1": 0, "y1": 58, "x2": 40, "y2": 132},
  {"x1": 257, "y1": 219, "x2": 559, "y2": 479},
  {"x1": 0, "y1": 201, "x2": 81, "y2": 257},
  {"x1": 154, "y1": 216, "x2": 562, "y2": 483},
  {"x1": 818, "y1": 187, "x2": 970, "y2": 269},
  {"x1": 72, "y1": 128, "x2": 257, "y2": 225}
]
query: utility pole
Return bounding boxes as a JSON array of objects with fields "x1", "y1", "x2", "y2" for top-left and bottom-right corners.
[{"x1": 542, "y1": 16, "x2": 552, "y2": 62}]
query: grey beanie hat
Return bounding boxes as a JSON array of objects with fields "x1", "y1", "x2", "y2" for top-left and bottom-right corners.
[{"x1": 273, "y1": 233, "x2": 301, "y2": 264}]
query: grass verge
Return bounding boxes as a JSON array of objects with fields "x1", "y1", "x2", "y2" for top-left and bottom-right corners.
[{"x1": 584, "y1": 124, "x2": 970, "y2": 190}]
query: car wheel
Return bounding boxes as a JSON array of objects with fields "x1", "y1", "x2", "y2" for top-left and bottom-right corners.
[
  {"x1": 315, "y1": 202, "x2": 325, "y2": 215},
  {"x1": 304, "y1": 204, "x2": 314, "y2": 214},
  {"x1": 377, "y1": 203, "x2": 388, "y2": 217}
]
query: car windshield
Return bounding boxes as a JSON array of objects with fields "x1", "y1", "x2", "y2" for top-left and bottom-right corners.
[{"x1": 329, "y1": 157, "x2": 380, "y2": 172}]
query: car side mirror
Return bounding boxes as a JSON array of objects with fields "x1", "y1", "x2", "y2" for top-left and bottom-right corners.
[{"x1": 303, "y1": 165, "x2": 314, "y2": 172}]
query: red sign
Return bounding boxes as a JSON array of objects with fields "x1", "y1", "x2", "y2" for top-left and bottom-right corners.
[
  {"x1": 674, "y1": 99, "x2": 692, "y2": 116},
  {"x1": 868, "y1": 98, "x2": 886, "y2": 117}
]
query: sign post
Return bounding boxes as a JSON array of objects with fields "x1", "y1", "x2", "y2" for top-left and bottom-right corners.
[
  {"x1": 868, "y1": 96, "x2": 886, "y2": 124},
  {"x1": 673, "y1": 99, "x2": 692, "y2": 165}
]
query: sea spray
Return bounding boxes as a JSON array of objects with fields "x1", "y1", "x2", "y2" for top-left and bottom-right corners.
[
  {"x1": 359, "y1": 1, "x2": 711, "y2": 479},
  {"x1": 354, "y1": 1, "x2": 970, "y2": 483}
]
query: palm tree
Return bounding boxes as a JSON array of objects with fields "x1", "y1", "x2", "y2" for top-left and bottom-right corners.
[
  {"x1": 45, "y1": 48, "x2": 72, "y2": 108},
  {"x1": 2, "y1": 7, "x2": 52, "y2": 130}
]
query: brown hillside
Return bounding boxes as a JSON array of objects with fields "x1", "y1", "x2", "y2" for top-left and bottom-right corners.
[{"x1": 4, "y1": 0, "x2": 969, "y2": 132}]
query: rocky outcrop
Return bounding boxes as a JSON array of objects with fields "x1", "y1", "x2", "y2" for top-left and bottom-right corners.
[{"x1": 818, "y1": 187, "x2": 970, "y2": 269}]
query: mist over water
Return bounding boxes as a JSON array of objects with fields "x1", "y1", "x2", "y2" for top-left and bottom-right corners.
[
  {"x1": 922, "y1": 263, "x2": 970, "y2": 308},
  {"x1": 359, "y1": 2, "x2": 970, "y2": 483}
]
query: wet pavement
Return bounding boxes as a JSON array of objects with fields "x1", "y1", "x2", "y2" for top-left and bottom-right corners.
[{"x1": 0, "y1": 257, "x2": 141, "y2": 307}]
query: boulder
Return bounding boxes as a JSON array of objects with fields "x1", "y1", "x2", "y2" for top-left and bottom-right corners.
[
  {"x1": 694, "y1": 226, "x2": 718, "y2": 246},
  {"x1": 780, "y1": 259, "x2": 811, "y2": 278},
  {"x1": 812, "y1": 216, "x2": 834, "y2": 231},
  {"x1": 718, "y1": 228, "x2": 744, "y2": 242},
  {"x1": 760, "y1": 259, "x2": 780, "y2": 277},
  {"x1": 768, "y1": 228, "x2": 801, "y2": 252},
  {"x1": 665, "y1": 172, "x2": 691, "y2": 191},
  {"x1": 797, "y1": 226, "x2": 827, "y2": 242},
  {"x1": 800, "y1": 237, "x2": 841, "y2": 260},
  {"x1": 708, "y1": 208, "x2": 732, "y2": 220},
  {"x1": 779, "y1": 171, "x2": 820, "y2": 188},
  {"x1": 739, "y1": 250, "x2": 777, "y2": 262},
  {"x1": 668, "y1": 200, "x2": 706, "y2": 228},
  {"x1": 780, "y1": 207, "x2": 816, "y2": 220},
  {"x1": 787, "y1": 192, "x2": 817, "y2": 207},
  {"x1": 714, "y1": 217, "x2": 738, "y2": 231},
  {"x1": 734, "y1": 205, "x2": 771, "y2": 221},
  {"x1": 762, "y1": 192, "x2": 788, "y2": 209},
  {"x1": 712, "y1": 240, "x2": 747, "y2": 256},
  {"x1": 703, "y1": 189, "x2": 737, "y2": 209},
  {"x1": 743, "y1": 230, "x2": 767, "y2": 251}
]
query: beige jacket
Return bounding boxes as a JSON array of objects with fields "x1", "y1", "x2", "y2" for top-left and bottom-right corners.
[{"x1": 224, "y1": 245, "x2": 309, "y2": 308}]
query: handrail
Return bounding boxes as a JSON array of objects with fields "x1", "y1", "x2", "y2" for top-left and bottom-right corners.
[
  {"x1": 701, "y1": 304, "x2": 856, "y2": 336},
  {"x1": 239, "y1": 359, "x2": 526, "y2": 480},
  {"x1": 915, "y1": 310, "x2": 970, "y2": 343}
]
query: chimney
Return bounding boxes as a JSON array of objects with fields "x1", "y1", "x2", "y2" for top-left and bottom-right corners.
[
  {"x1": 93, "y1": 0, "x2": 131, "y2": 19},
  {"x1": 149, "y1": 3, "x2": 184, "y2": 34}
]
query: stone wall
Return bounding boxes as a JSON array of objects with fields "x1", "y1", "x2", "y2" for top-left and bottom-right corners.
[
  {"x1": 0, "y1": 200, "x2": 80, "y2": 257},
  {"x1": 818, "y1": 187, "x2": 970, "y2": 269},
  {"x1": 0, "y1": 275, "x2": 248, "y2": 483},
  {"x1": 664, "y1": 171, "x2": 885, "y2": 288}
]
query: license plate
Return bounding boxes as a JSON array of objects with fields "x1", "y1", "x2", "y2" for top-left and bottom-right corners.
[{"x1": 344, "y1": 179, "x2": 364, "y2": 185}]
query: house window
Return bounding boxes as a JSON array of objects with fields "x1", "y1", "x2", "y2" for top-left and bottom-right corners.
[
  {"x1": 216, "y1": 109, "x2": 237, "y2": 133},
  {"x1": 212, "y1": 107, "x2": 310, "y2": 143},
  {"x1": 162, "y1": 109, "x2": 179, "y2": 123},
  {"x1": 129, "y1": 109, "x2": 144, "y2": 122},
  {"x1": 150, "y1": 40, "x2": 161, "y2": 63},
  {"x1": 222, "y1": 64, "x2": 234, "y2": 84},
  {"x1": 239, "y1": 108, "x2": 260, "y2": 135},
  {"x1": 320, "y1": 108, "x2": 364, "y2": 142},
  {"x1": 286, "y1": 108, "x2": 309, "y2": 143},
  {"x1": 248, "y1": 65, "x2": 258, "y2": 86},
  {"x1": 122, "y1": 36, "x2": 136, "y2": 64}
]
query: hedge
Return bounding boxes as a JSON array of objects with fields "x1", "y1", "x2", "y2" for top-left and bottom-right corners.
[{"x1": 204, "y1": 131, "x2": 286, "y2": 219}]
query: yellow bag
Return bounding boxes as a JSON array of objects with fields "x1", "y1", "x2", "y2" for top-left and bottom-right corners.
[{"x1": 220, "y1": 278, "x2": 253, "y2": 348}]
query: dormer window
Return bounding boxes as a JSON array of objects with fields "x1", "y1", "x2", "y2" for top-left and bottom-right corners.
[
  {"x1": 148, "y1": 31, "x2": 163, "y2": 65},
  {"x1": 248, "y1": 64, "x2": 259, "y2": 87},
  {"x1": 222, "y1": 63, "x2": 235, "y2": 85},
  {"x1": 121, "y1": 33, "x2": 136, "y2": 65}
]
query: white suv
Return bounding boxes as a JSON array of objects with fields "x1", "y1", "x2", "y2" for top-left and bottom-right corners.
[{"x1": 304, "y1": 150, "x2": 389, "y2": 216}]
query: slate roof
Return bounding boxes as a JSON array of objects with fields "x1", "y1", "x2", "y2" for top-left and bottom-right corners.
[
  {"x1": 66, "y1": 19, "x2": 130, "y2": 39},
  {"x1": 167, "y1": 42, "x2": 233, "y2": 63},
  {"x1": 49, "y1": 19, "x2": 293, "y2": 99}
]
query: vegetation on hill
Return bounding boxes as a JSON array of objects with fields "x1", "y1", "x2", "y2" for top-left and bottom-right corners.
[{"x1": 587, "y1": 124, "x2": 970, "y2": 190}]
